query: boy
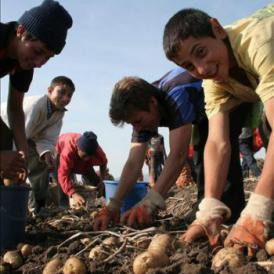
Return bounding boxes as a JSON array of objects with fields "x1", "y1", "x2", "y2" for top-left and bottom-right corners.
[
  {"x1": 163, "y1": 4, "x2": 274, "y2": 252},
  {"x1": 56, "y1": 131, "x2": 108, "y2": 209},
  {"x1": 94, "y1": 67, "x2": 244, "y2": 230},
  {"x1": 1, "y1": 76, "x2": 75, "y2": 214},
  {"x1": 0, "y1": 0, "x2": 72, "y2": 182}
]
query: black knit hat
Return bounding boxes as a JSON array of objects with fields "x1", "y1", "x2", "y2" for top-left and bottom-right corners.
[
  {"x1": 76, "y1": 132, "x2": 99, "y2": 156},
  {"x1": 18, "y1": 0, "x2": 73, "y2": 54}
]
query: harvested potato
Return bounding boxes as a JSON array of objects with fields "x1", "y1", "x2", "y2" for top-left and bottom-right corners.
[
  {"x1": 63, "y1": 256, "x2": 86, "y2": 274},
  {"x1": 20, "y1": 244, "x2": 33, "y2": 258},
  {"x1": 102, "y1": 236, "x2": 119, "y2": 247},
  {"x1": 80, "y1": 238, "x2": 92, "y2": 245},
  {"x1": 3, "y1": 251, "x2": 23, "y2": 269},
  {"x1": 133, "y1": 234, "x2": 171, "y2": 274},
  {"x1": 88, "y1": 245, "x2": 107, "y2": 260},
  {"x1": 42, "y1": 257, "x2": 62, "y2": 274},
  {"x1": 265, "y1": 238, "x2": 274, "y2": 256},
  {"x1": 212, "y1": 247, "x2": 245, "y2": 271}
]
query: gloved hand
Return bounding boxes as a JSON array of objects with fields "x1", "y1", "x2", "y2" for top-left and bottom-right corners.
[
  {"x1": 181, "y1": 197, "x2": 231, "y2": 247},
  {"x1": 120, "y1": 188, "x2": 165, "y2": 227},
  {"x1": 93, "y1": 197, "x2": 121, "y2": 230},
  {"x1": 224, "y1": 193, "x2": 274, "y2": 256}
]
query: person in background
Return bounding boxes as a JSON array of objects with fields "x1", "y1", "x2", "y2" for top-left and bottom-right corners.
[
  {"x1": 0, "y1": 0, "x2": 73, "y2": 183},
  {"x1": 239, "y1": 127, "x2": 261, "y2": 178},
  {"x1": 163, "y1": 4, "x2": 274, "y2": 252},
  {"x1": 145, "y1": 133, "x2": 167, "y2": 187},
  {"x1": 1, "y1": 76, "x2": 75, "y2": 215},
  {"x1": 55, "y1": 131, "x2": 107, "y2": 209}
]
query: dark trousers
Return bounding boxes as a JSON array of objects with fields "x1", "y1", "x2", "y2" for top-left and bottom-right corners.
[
  {"x1": 239, "y1": 137, "x2": 261, "y2": 177},
  {"x1": 193, "y1": 105, "x2": 253, "y2": 224}
]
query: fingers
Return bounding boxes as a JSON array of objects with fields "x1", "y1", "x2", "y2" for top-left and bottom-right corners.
[
  {"x1": 120, "y1": 206, "x2": 151, "y2": 228},
  {"x1": 120, "y1": 210, "x2": 132, "y2": 225},
  {"x1": 180, "y1": 225, "x2": 206, "y2": 243}
]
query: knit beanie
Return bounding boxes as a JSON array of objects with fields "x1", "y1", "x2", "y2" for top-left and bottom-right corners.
[
  {"x1": 18, "y1": 0, "x2": 73, "y2": 54},
  {"x1": 76, "y1": 132, "x2": 99, "y2": 156}
]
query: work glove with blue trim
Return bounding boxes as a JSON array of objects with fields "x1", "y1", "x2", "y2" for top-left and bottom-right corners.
[
  {"x1": 93, "y1": 197, "x2": 122, "y2": 231},
  {"x1": 120, "y1": 189, "x2": 165, "y2": 227}
]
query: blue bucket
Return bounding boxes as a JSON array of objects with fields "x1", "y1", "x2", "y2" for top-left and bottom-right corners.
[
  {"x1": 0, "y1": 185, "x2": 30, "y2": 252},
  {"x1": 104, "y1": 180, "x2": 148, "y2": 213}
]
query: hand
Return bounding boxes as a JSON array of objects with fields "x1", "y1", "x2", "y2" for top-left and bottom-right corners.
[
  {"x1": 93, "y1": 206, "x2": 120, "y2": 231},
  {"x1": 120, "y1": 204, "x2": 152, "y2": 227},
  {"x1": 181, "y1": 217, "x2": 224, "y2": 247},
  {"x1": 121, "y1": 188, "x2": 165, "y2": 228},
  {"x1": 0, "y1": 150, "x2": 27, "y2": 181},
  {"x1": 70, "y1": 192, "x2": 86, "y2": 208},
  {"x1": 224, "y1": 216, "x2": 268, "y2": 256},
  {"x1": 180, "y1": 198, "x2": 231, "y2": 247}
]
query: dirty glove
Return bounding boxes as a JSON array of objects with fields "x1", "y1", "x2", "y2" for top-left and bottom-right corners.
[
  {"x1": 121, "y1": 188, "x2": 165, "y2": 227},
  {"x1": 93, "y1": 197, "x2": 121, "y2": 231},
  {"x1": 181, "y1": 197, "x2": 231, "y2": 247},
  {"x1": 224, "y1": 193, "x2": 274, "y2": 256}
]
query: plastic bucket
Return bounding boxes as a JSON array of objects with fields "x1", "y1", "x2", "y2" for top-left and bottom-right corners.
[
  {"x1": 104, "y1": 180, "x2": 148, "y2": 213},
  {"x1": 0, "y1": 185, "x2": 30, "y2": 252}
]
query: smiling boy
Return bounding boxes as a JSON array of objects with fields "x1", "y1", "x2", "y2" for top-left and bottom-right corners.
[
  {"x1": 1, "y1": 76, "x2": 75, "y2": 215},
  {"x1": 0, "y1": 0, "x2": 72, "y2": 183},
  {"x1": 163, "y1": 4, "x2": 274, "y2": 253}
]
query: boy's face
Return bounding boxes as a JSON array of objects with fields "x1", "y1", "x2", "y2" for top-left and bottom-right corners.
[
  {"x1": 77, "y1": 149, "x2": 92, "y2": 161},
  {"x1": 48, "y1": 84, "x2": 74, "y2": 110},
  {"x1": 16, "y1": 25, "x2": 55, "y2": 70},
  {"x1": 126, "y1": 98, "x2": 160, "y2": 132},
  {"x1": 173, "y1": 19, "x2": 230, "y2": 82}
]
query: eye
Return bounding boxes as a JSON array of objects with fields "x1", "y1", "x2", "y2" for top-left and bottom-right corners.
[{"x1": 196, "y1": 47, "x2": 206, "y2": 58}]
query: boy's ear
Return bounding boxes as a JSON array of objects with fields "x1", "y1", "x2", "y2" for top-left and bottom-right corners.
[
  {"x1": 150, "y1": 96, "x2": 158, "y2": 107},
  {"x1": 210, "y1": 18, "x2": 227, "y2": 39},
  {"x1": 16, "y1": 25, "x2": 27, "y2": 38},
  {"x1": 48, "y1": 86, "x2": 53, "y2": 94}
]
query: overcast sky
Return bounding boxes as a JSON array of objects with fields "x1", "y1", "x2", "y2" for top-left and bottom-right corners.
[{"x1": 1, "y1": 0, "x2": 270, "y2": 178}]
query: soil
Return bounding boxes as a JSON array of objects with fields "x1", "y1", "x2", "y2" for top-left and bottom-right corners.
[{"x1": 1, "y1": 160, "x2": 274, "y2": 274}]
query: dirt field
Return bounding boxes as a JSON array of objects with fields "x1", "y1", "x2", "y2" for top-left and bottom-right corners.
[{"x1": 1, "y1": 165, "x2": 274, "y2": 273}]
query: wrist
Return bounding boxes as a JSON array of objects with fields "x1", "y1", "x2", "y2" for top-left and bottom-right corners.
[
  {"x1": 240, "y1": 193, "x2": 274, "y2": 221},
  {"x1": 139, "y1": 188, "x2": 165, "y2": 213},
  {"x1": 196, "y1": 197, "x2": 231, "y2": 221},
  {"x1": 107, "y1": 197, "x2": 122, "y2": 211}
]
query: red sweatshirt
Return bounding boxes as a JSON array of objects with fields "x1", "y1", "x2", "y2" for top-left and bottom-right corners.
[{"x1": 56, "y1": 133, "x2": 107, "y2": 196}]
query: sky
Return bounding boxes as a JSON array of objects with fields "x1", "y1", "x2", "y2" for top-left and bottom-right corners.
[{"x1": 1, "y1": 0, "x2": 270, "y2": 179}]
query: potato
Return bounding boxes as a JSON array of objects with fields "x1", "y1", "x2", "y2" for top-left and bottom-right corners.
[
  {"x1": 80, "y1": 238, "x2": 92, "y2": 245},
  {"x1": 88, "y1": 245, "x2": 107, "y2": 260},
  {"x1": 3, "y1": 250, "x2": 23, "y2": 269},
  {"x1": 265, "y1": 238, "x2": 274, "y2": 256},
  {"x1": 21, "y1": 244, "x2": 33, "y2": 258},
  {"x1": 133, "y1": 234, "x2": 171, "y2": 274},
  {"x1": 42, "y1": 257, "x2": 62, "y2": 274},
  {"x1": 63, "y1": 256, "x2": 86, "y2": 274},
  {"x1": 102, "y1": 236, "x2": 119, "y2": 247},
  {"x1": 147, "y1": 234, "x2": 170, "y2": 255},
  {"x1": 133, "y1": 251, "x2": 169, "y2": 274},
  {"x1": 212, "y1": 247, "x2": 245, "y2": 271}
]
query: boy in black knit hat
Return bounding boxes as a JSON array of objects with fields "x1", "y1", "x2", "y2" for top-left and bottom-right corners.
[{"x1": 0, "y1": 0, "x2": 73, "y2": 184}]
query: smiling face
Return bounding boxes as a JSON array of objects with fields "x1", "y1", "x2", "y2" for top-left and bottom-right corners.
[
  {"x1": 173, "y1": 19, "x2": 230, "y2": 82},
  {"x1": 48, "y1": 84, "x2": 74, "y2": 110},
  {"x1": 126, "y1": 98, "x2": 160, "y2": 132},
  {"x1": 15, "y1": 25, "x2": 55, "y2": 70}
]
